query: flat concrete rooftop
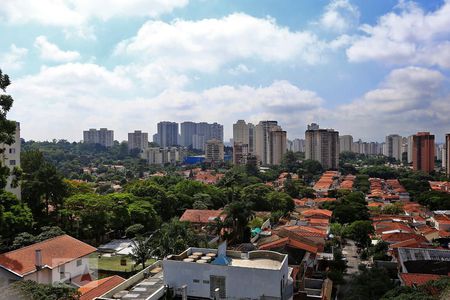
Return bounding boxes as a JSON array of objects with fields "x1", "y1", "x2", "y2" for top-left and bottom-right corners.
[{"x1": 230, "y1": 258, "x2": 282, "y2": 270}]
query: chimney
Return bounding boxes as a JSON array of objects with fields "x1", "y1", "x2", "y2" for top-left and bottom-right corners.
[{"x1": 35, "y1": 249, "x2": 43, "y2": 270}]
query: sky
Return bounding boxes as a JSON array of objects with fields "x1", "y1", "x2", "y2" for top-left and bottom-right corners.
[{"x1": 1, "y1": 0, "x2": 450, "y2": 142}]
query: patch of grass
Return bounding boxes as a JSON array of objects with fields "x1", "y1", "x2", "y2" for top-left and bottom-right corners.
[{"x1": 89, "y1": 253, "x2": 155, "y2": 272}]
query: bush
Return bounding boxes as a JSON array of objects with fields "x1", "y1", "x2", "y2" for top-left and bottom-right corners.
[{"x1": 125, "y1": 224, "x2": 145, "y2": 238}]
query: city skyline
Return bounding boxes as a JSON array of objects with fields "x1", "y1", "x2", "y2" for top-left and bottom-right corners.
[{"x1": 1, "y1": 0, "x2": 449, "y2": 142}]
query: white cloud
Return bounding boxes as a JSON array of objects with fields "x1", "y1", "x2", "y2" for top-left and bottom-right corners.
[
  {"x1": 0, "y1": 44, "x2": 28, "y2": 71},
  {"x1": 228, "y1": 64, "x2": 254, "y2": 76},
  {"x1": 34, "y1": 36, "x2": 81, "y2": 62},
  {"x1": 347, "y1": 0, "x2": 450, "y2": 68},
  {"x1": 8, "y1": 63, "x2": 323, "y2": 141},
  {"x1": 329, "y1": 66, "x2": 449, "y2": 140},
  {"x1": 114, "y1": 13, "x2": 340, "y2": 72},
  {"x1": 0, "y1": 0, "x2": 188, "y2": 26},
  {"x1": 319, "y1": 0, "x2": 360, "y2": 33}
]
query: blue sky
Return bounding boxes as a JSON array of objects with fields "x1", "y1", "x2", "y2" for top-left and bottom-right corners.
[{"x1": 1, "y1": 0, "x2": 449, "y2": 142}]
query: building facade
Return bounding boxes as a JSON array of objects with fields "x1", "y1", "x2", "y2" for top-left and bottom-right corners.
[
  {"x1": 292, "y1": 138, "x2": 305, "y2": 152},
  {"x1": 180, "y1": 122, "x2": 197, "y2": 148},
  {"x1": 255, "y1": 121, "x2": 287, "y2": 165},
  {"x1": 163, "y1": 247, "x2": 293, "y2": 300},
  {"x1": 127, "y1": 130, "x2": 148, "y2": 152},
  {"x1": 141, "y1": 147, "x2": 186, "y2": 165},
  {"x1": 83, "y1": 128, "x2": 114, "y2": 147},
  {"x1": 339, "y1": 135, "x2": 353, "y2": 153},
  {"x1": 446, "y1": 134, "x2": 450, "y2": 177},
  {"x1": 205, "y1": 139, "x2": 224, "y2": 163},
  {"x1": 384, "y1": 134, "x2": 403, "y2": 161},
  {"x1": 305, "y1": 124, "x2": 339, "y2": 170},
  {"x1": 412, "y1": 132, "x2": 435, "y2": 173},
  {"x1": 157, "y1": 122, "x2": 179, "y2": 148},
  {"x1": 1, "y1": 122, "x2": 21, "y2": 199}
]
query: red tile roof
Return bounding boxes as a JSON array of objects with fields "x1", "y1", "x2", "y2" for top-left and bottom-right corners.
[
  {"x1": 258, "y1": 236, "x2": 319, "y2": 253},
  {"x1": 400, "y1": 273, "x2": 442, "y2": 287},
  {"x1": 301, "y1": 209, "x2": 332, "y2": 218},
  {"x1": 79, "y1": 275, "x2": 125, "y2": 300},
  {"x1": 0, "y1": 235, "x2": 96, "y2": 277},
  {"x1": 179, "y1": 209, "x2": 224, "y2": 224}
]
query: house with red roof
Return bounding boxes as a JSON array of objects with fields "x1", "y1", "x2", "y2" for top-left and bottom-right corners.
[
  {"x1": 399, "y1": 273, "x2": 442, "y2": 287},
  {"x1": 78, "y1": 275, "x2": 125, "y2": 300},
  {"x1": 179, "y1": 209, "x2": 224, "y2": 231},
  {"x1": 0, "y1": 235, "x2": 96, "y2": 287}
]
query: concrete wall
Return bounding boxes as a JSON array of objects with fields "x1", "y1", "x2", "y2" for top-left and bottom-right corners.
[{"x1": 163, "y1": 254, "x2": 290, "y2": 300}]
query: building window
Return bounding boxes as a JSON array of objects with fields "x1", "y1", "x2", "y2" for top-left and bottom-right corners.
[
  {"x1": 210, "y1": 275, "x2": 226, "y2": 298},
  {"x1": 193, "y1": 279, "x2": 200, "y2": 283},
  {"x1": 59, "y1": 265, "x2": 65, "y2": 280},
  {"x1": 76, "y1": 259, "x2": 82, "y2": 267},
  {"x1": 203, "y1": 280, "x2": 210, "y2": 284},
  {"x1": 9, "y1": 148, "x2": 15, "y2": 154},
  {"x1": 9, "y1": 160, "x2": 16, "y2": 166}
]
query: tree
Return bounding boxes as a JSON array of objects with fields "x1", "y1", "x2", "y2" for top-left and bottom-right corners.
[
  {"x1": 150, "y1": 218, "x2": 199, "y2": 258},
  {"x1": 130, "y1": 237, "x2": 152, "y2": 269},
  {"x1": 281, "y1": 151, "x2": 300, "y2": 172},
  {"x1": 3, "y1": 280, "x2": 79, "y2": 300},
  {"x1": 240, "y1": 183, "x2": 273, "y2": 211},
  {"x1": 381, "y1": 277, "x2": 450, "y2": 300},
  {"x1": 0, "y1": 69, "x2": 19, "y2": 190},
  {"x1": 344, "y1": 220, "x2": 374, "y2": 247},
  {"x1": 224, "y1": 201, "x2": 255, "y2": 243},
  {"x1": 267, "y1": 191, "x2": 294, "y2": 213},
  {"x1": 345, "y1": 267, "x2": 395, "y2": 300},
  {"x1": 0, "y1": 191, "x2": 33, "y2": 243}
]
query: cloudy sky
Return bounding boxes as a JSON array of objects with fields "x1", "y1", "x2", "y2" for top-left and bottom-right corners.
[{"x1": 1, "y1": 0, "x2": 450, "y2": 142}]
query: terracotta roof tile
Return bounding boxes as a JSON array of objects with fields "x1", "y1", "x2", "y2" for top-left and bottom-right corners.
[
  {"x1": 0, "y1": 235, "x2": 96, "y2": 277},
  {"x1": 179, "y1": 209, "x2": 223, "y2": 224},
  {"x1": 79, "y1": 275, "x2": 125, "y2": 300},
  {"x1": 400, "y1": 273, "x2": 442, "y2": 287}
]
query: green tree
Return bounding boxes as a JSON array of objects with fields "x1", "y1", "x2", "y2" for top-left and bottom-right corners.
[
  {"x1": 344, "y1": 220, "x2": 374, "y2": 247},
  {"x1": 130, "y1": 237, "x2": 152, "y2": 269},
  {"x1": 281, "y1": 151, "x2": 300, "y2": 172},
  {"x1": 4, "y1": 280, "x2": 79, "y2": 300},
  {"x1": 267, "y1": 191, "x2": 294, "y2": 213},
  {"x1": 0, "y1": 69, "x2": 19, "y2": 190},
  {"x1": 224, "y1": 201, "x2": 254, "y2": 243},
  {"x1": 150, "y1": 218, "x2": 199, "y2": 258},
  {"x1": 345, "y1": 267, "x2": 395, "y2": 300},
  {"x1": 240, "y1": 183, "x2": 273, "y2": 211}
]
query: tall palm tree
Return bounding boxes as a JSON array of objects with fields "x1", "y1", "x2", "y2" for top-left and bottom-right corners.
[{"x1": 130, "y1": 237, "x2": 152, "y2": 269}]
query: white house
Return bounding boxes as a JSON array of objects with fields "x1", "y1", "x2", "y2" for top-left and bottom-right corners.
[
  {"x1": 0, "y1": 235, "x2": 96, "y2": 287},
  {"x1": 163, "y1": 246, "x2": 293, "y2": 300}
]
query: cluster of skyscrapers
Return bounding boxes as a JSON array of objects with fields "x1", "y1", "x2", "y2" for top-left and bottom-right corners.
[
  {"x1": 82, "y1": 123, "x2": 450, "y2": 176},
  {"x1": 232, "y1": 120, "x2": 287, "y2": 166},
  {"x1": 153, "y1": 121, "x2": 224, "y2": 150}
]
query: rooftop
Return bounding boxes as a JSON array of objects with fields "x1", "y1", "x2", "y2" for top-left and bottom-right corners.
[
  {"x1": 166, "y1": 247, "x2": 286, "y2": 270},
  {"x1": 0, "y1": 235, "x2": 96, "y2": 277}
]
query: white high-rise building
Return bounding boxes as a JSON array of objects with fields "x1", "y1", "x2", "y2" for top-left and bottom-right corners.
[
  {"x1": 128, "y1": 130, "x2": 148, "y2": 152},
  {"x1": 255, "y1": 121, "x2": 287, "y2": 165},
  {"x1": 83, "y1": 128, "x2": 114, "y2": 147},
  {"x1": 339, "y1": 135, "x2": 353, "y2": 153},
  {"x1": 305, "y1": 124, "x2": 339, "y2": 170},
  {"x1": 384, "y1": 134, "x2": 403, "y2": 161},
  {"x1": 233, "y1": 120, "x2": 250, "y2": 145},
  {"x1": 1, "y1": 122, "x2": 21, "y2": 199},
  {"x1": 292, "y1": 138, "x2": 305, "y2": 152},
  {"x1": 141, "y1": 147, "x2": 186, "y2": 165},
  {"x1": 157, "y1": 121, "x2": 179, "y2": 148},
  {"x1": 407, "y1": 135, "x2": 414, "y2": 163}
]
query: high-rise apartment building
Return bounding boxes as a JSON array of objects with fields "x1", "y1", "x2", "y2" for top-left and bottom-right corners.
[
  {"x1": 157, "y1": 121, "x2": 179, "y2": 148},
  {"x1": 83, "y1": 128, "x2": 114, "y2": 147},
  {"x1": 255, "y1": 121, "x2": 287, "y2": 165},
  {"x1": 339, "y1": 135, "x2": 353, "y2": 153},
  {"x1": 445, "y1": 134, "x2": 450, "y2": 177},
  {"x1": 292, "y1": 138, "x2": 305, "y2": 152},
  {"x1": 305, "y1": 124, "x2": 339, "y2": 170},
  {"x1": 179, "y1": 121, "x2": 224, "y2": 150},
  {"x1": 412, "y1": 132, "x2": 435, "y2": 173},
  {"x1": 1, "y1": 122, "x2": 21, "y2": 199},
  {"x1": 141, "y1": 147, "x2": 186, "y2": 165},
  {"x1": 180, "y1": 122, "x2": 197, "y2": 148},
  {"x1": 384, "y1": 134, "x2": 402, "y2": 161},
  {"x1": 233, "y1": 120, "x2": 250, "y2": 145},
  {"x1": 205, "y1": 139, "x2": 224, "y2": 163},
  {"x1": 407, "y1": 135, "x2": 414, "y2": 164},
  {"x1": 128, "y1": 130, "x2": 148, "y2": 152}
]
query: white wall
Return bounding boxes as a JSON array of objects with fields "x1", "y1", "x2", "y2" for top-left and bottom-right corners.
[{"x1": 164, "y1": 257, "x2": 290, "y2": 299}]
